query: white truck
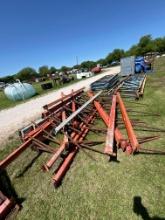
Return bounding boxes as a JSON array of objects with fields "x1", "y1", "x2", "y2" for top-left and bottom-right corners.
[{"x1": 76, "y1": 70, "x2": 94, "y2": 80}]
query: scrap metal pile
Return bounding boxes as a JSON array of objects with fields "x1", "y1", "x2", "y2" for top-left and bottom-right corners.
[
  {"x1": 119, "y1": 74, "x2": 147, "y2": 99},
  {"x1": 90, "y1": 73, "x2": 146, "y2": 99},
  {"x1": 90, "y1": 74, "x2": 119, "y2": 91},
  {"x1": 0, "y1": 73, "x2": 164, "y2": 219}
]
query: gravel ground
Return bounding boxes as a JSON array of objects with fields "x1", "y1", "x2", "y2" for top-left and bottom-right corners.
[{"x1": 0, "y1": 66, "x2": 120, "y2": 146}]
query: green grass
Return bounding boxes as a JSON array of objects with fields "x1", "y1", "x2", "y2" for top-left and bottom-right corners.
[
  {"x1": 0, "y1": 58, "x2": 165, "y2": 219},
  {"x1": 154, "y1": 56, "x2": 165, "y2": 77}
]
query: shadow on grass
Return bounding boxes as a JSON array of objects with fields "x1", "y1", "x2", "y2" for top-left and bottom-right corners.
[
  {"x1": 109, "y1": 144, "x2": 120, "y2": 163},
  {"x1": 0, "y1": 169, "x2": 25, "y2": 204},
  {"x1": 16, "y1": 151, "x2": 42, "y2": 178},
  {"x1": 133, "y1": 196, "x2": 165, "y2": 220}
]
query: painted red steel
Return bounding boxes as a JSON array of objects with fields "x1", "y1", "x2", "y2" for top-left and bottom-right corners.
[
  {"x1": 104, "y1": 95, "x2": 116, "y2": 154},
  {"x1": 42, "y1": 88, "x2": 84, "y2": 117},
  {"x1": 116, "y1": 92, "x2": 140, "y2": 152},
  {"x1": 43, "y1": 93, "x2": 69, "y2": 171},
  {"x1": 52, "y1": 111, "x2": 96, "y2": 186},
  {"x1": 87, "y1": 91, "x2": 128, "y2": 150},
  {"x1": 71, "y1": 89, "x2": 76, "y2": 112},
  {"x1": 0, "y1": 120, "x2": 53, "y2": 169},
  {"x1": 0, "y1": 191, "x2": 15, "y2": 219},
  {"x1": 52, "y1": 147, "x2": 78, "y2": 186},
  {"x1": 42, "y1": 91, "x2": 79, "y2": 171},
  {"x1": 0, "y1": 88, "x2": 84, "y2": 169},
  {"x1": 43, "y1": 141, "x2": 66, "y2": 171},
  {"x1": 0, "y1": 198, "x2": 14, "y2": 218},
  {"x1": 43, "y1": 88, "x2": 84, "y2": 110}
]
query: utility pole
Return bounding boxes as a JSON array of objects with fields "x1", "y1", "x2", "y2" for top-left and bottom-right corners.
[{"x1": 76, "y1": 56, "x2": 79, "y2": 66}]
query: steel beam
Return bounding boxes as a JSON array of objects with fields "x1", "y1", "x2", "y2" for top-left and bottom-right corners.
[
  {"x1": 0, "y1": 120, "x2": 53, "y2": 169},
  {"x1": 0, "y1": 191, "x2": 17, "y2": 219},
  {"x1": 52, "y1": 111, "x2": 96, "y2": 186},
  {"x1": 54, "y1": 91, "x2": 102, "y2": 134},
  {"x1": 117, "y1": 92, "x2": 140, "y2": 152},
  {"x1": 42, "y1": 94, "x2": 68, "y2": 171},
  {"x1": 104, "y1": 95, "x2": 116, "y2": 154},
  {"x1": 43, "y1": 88, "x2": 84, "y2": 110},
  {"x1": 87, "y1": 91, "x2": 128, "y2": 150}
]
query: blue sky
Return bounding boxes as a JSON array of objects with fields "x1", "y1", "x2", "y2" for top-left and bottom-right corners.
[{"x1": 0, "y1": 0, "x2": 165, "y2": 76}]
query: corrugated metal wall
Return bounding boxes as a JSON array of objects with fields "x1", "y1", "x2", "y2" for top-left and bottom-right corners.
[{"x1": 120, "y1": 56, "x2": 135, "y2": 76}]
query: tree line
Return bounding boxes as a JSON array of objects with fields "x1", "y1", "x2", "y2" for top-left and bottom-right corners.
[{"x1": 1, "y1": 35, "x2": 165, "y2": 83}]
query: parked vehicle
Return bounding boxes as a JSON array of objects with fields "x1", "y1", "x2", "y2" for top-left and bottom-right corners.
[
  {"x1": 110, "y1": 61, "x2": 120, "y2": 66},
  {"x1": 91, "y1": 67, "x2": 101, "y2": 74},
  {"x1": 76, "y1": 70, "x2": 93, "y2": 79}
]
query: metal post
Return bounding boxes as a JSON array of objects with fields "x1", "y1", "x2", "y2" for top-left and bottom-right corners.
[
  {"x1": 54, "y1": 91, "x2": 102, "y2": 134},
  {"x1": 104, "y1": 95, "x2": 116, "y2": 154},
  {"x1": 117, "y1": 92, "x2": 140, "y2": 152},
  {"x1": 87, "y1": 91, "x2": 128, "y2": 150}
]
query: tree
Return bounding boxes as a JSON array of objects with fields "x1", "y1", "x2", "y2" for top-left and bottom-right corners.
[
  {"x1": 97, "y1": 59, "x2": 107, "y2": 66},
  {"x1": 154, "y1": 37, "x2": 165, "y2": 53},
  {"x1": 49, "y1": 66, "x2": 57, "y2": 74},
  {"x1": 38, "y1": 66, "x2": 49, "y2": 76},
  {"x1": 80, "y1": 61, "x2": 96, "y2": 69},
  {"x1": 127, "y1": 45, "x2": 140, "y2": 56},
  {"x1": 137, "y1": 35, "x2": 154, "y2": 55},
  {"x1": 106, "y1": 49, "x2": 125, "y2": 64},
  {"x1": 1, "y1": 34, "x2": 165, "y2": 82},
  {"x1": 144, "y1": 42, "x2": 157, "y2": 53},
  {"x1": 60, "y1": 66, "x2": 70, "y2": 72},
  {"x1": 0, "y1": 75, "x2": 15, "y2": 83},
  {"x1": 15, "y1": 67, "x2": 37, "y2": 81},
  {"x1": 73, "y1": 64, "x2": 80, "y2": 69},
  {"x1": 138, "y1": 35, "x2": 152, "y2": 48}
]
